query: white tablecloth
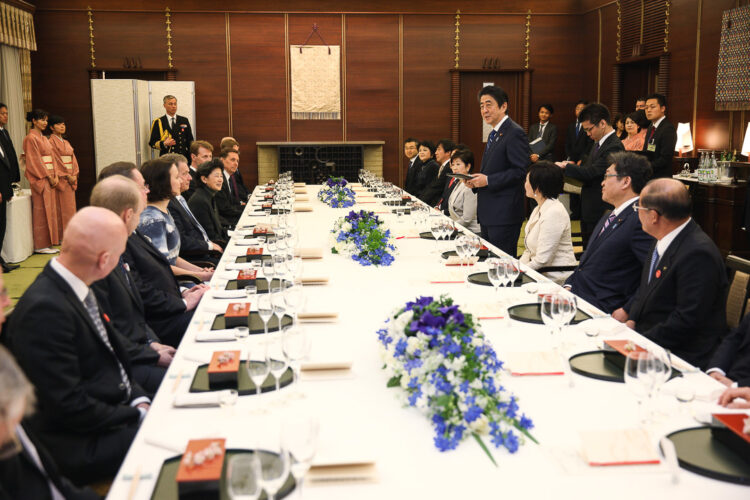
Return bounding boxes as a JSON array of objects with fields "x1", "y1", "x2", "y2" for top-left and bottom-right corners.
[
  {"x1": 2, "y1": 189, "x2": 33, "y2": 263},
  {"x1": 106, "y1": 186, "x2": 749, "y2": 500}
]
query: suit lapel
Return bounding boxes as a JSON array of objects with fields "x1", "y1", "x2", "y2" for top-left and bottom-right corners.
[
  {"x1": 637, "y1": 221, "x2": 694, "y2": 306},
  {"x1": 113, "y1": 264, "x2": 142, "y2": 310},
  {"x1": 135, "y1": 230, "x2": 170, "y2": 264}
]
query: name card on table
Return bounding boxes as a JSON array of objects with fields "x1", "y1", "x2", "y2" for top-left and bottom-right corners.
[
  {"x1": 225, "y1": 302, "x2": 251, "y2": 328},
  {"x1": 176, "y1": 438, "x2": 226, "y2": 497},
  {"x1": 253, "y1": 227, "x2": 269, "y2": 235},
  {"x1": 580, "y1": 429, "x2": 660, "y2": 466},
  {"x1": 262, "y1": 203, "x2": 273, "y2": 209},
  {"x1": 208, "y1": 350, "x2": 241, "y2": 385},
  {"x1": 246, "y1": 247, "x2": 264, "y2": 257},
  {"x1": 264, "y1": 194, "x2": 274, "y2": 200}
]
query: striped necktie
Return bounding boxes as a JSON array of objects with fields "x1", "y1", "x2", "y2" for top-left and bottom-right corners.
[{"x1": 647, "y1": 248, "x2": 660, "y2": 284}]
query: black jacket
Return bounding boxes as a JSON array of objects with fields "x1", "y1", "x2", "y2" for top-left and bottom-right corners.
[
  {"x1": 708, "y1": 311, "x2": 750, "y2": 387},
  {"x1": 404, "y1": 157, "x2": 422, "y2": 195},
  {"x1": 414, "y1": 158, "x2": 440, "y2": 203},
  {"x1": 420, "y1": 161, "x2": 451, "y2": 207},
  {"x1": 626, "y1": 220, "x2": 729, "y2": 368},
  {"x1": 188, "y1": 185, "x2": 227, "y2": 242},
  {"x1": 529, "y1": 122, "x2": 558, "y2": 161},
  {"x1": 565, "y1": 132, "x2": 624, "y2": 228},
  {"x1": 0, "y1": 128, "x2": 20, "y2": 200},
  {"x1": 564, "y1": 121, "x2": 594, "y2": 163},
  {"x1": 7, "y1": 264, "x2": 145, "y2": 482},
  {"x1": 214, "y1": 173, "x2": 244, "y2": 226},
  {"x1": 168, "y1": 197, "x2": 211, "y2": 256},
  {"x1": 642, "y1": 119, "x2": 677, "y2": 178},
  {"x1": 0, "y1": 424, "x2": 100, "y2": 500},
  {"x1": 148, "y1": 114, "x2": 194, "y2": 158}
]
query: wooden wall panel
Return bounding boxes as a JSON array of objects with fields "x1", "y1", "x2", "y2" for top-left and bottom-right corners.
[
  {"x1": 581, "y1": 10, "x2": 599, "y2": 105},
  {"x1": 93, "y1": 12, "x2": 165, "y2": 69},
  {"x1": 228, "y1": 14, "x2": 286, "y2": 189},
  {"x1": 459, "y1": 14, "x2": 526, "y2": 70},
  {"x1": 345, "y1": 15, "x2": 400, "y2": 182},
  {"x1": 402, "y1": 15, "x2": 453, "y2": 160},
  {"x1": 288, "y1": 13, "x2": 343, "y2": 142},
  {"x1": 171, "y1": 13, "x2": 229, "y2": 154},
  {"x1": 31, "y1": 11, "x2": 95, "y2": 208},
  {"x1": 598, "y1": 3, "x2": 618, "y2": 108},
  {"x1": 668, "y1": 0, "x2": 699, "y2": 135}
]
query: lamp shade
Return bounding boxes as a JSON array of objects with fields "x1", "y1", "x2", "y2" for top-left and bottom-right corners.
[
  {"x1": 742, "y1": 122, "x2": 750, "y2": 158},
  {"x1": 675, "y1": 122, "x2": 693, "y2": 154}
]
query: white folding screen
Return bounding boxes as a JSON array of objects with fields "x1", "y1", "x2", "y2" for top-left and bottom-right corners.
[{"x1": 90, "y1": 79, "x2": 196, "y2": 176}]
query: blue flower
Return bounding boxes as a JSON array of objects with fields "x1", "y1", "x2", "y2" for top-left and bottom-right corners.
[
  {"x1": 394, "y1": 338, "x2": 408, "y2": 357},
  {"x1": 464, "y1": 404, "x2": 482, "y2": 423},
  {"x1": 520, "y1": 415, "x2": 534, "y2": 430},
  {"x1": 504, "y1": 431, "x2": 519, "y2": 453}
]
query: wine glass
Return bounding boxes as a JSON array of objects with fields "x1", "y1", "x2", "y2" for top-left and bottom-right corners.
[
  {"x1": 282, "y1": 415, "x2": 319, "y2": 498},
  {"x1": 268, "y1": 336, "x2": 290, "y2": 394},
  {"x1": 283, "y1": 285, "x2": 305, "y2": 325},
  {"x1": 429, "y1": 218, "x2": 442, "y2": 256},
  {"x1": 624, "y1": 351, "x2": 654, "y2": 424},
  {"x1": 246, "y1": 342, "x2": 270, "y2": 397},
  {"x1": 257, "y1": 440, "x2": 290, "y2": 500},
  {"x1": 271, "y1": 284, "x2": 287, "y2": 332},
  {"x1": 273, "y1": 254, "x2": 288, "y2": 282},
  {"x1": 282, "y1": 326, "x2": 311, "y2": 398},
  {"x1": 506, "y1": 257, "x2": 520, "y2": 287},
  {"x1": 257, "y1": 294, "x2": 273, "y2": 336},
  {"x1": 227, "y1": 454, "x2": 262, "y2": 500},
  {"x1": 486, "y1": 258, "x2": 503, "y2": 295},
  {"x1": 540, "y1": 293, "x2": 563, "y2": 339},
  {"x1": 263, "y1": 258, "x2": 276, "y2": 288}
]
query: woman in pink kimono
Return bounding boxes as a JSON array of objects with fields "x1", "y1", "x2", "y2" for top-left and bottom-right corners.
[
  {"x1": 22, "y1": 109, "x2": 60, "y2": 253},
  {"x1": 48, "y1": 115, "x2": 78, "y2": 233}
]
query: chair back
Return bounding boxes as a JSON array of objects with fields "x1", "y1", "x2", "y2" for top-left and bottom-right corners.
[{"x1": 726, "y1": 255, "x2": 750, "y2": 329}]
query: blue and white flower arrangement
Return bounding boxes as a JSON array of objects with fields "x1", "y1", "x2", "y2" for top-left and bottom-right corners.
[
  {"x1": 377, "y1": 295, "x2": 536, "y2": 465},
  {"x1": 331, "y1": 210, "x2": 396, "y2": 267},
  {"x1": 317, "y1": 177, "x2": 356, "y2": 208}
]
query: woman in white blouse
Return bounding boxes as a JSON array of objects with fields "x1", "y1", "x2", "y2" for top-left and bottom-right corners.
[
  {"x1": 446, "y1": 148, "x2": 480, "y2": 234},
  {"x1": 519, "y1": 161, "x2": 577, "y2": 283}
]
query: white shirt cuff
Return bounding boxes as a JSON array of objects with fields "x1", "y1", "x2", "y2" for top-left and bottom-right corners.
[{"x1": 706, "y1": 367, "x2": 726, "y2": 376}]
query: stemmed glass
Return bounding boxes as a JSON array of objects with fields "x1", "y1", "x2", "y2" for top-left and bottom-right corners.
[
  {"x1": 271, "y1": 284, "x2": 287, "y2": 332},
  {"x1": 282, "y1": 416, "x2": 319, "y2": 498},
  {"x1": 263, "y1": 258, "x2": 276, "y2": 290},
  {"x1": 282, "y1": 326, "x2": 311, "y2": 398},
  {"x1": 227, "y1": 454, "x2": 262, "y2": 500},
  {"x1": 429, "y1": 219, "x2": 442, "y2": 256},
  {"x1": 455, "y1": 235, "x2": 468, "y2": 267},
  {"x1": 246, "y1": 341, "x2": 271, "y2": 398},
  {"x1": 273, "y1": 254, "x2": 288, "y2": 282},
  {"x1": 486, "y1": 258, "x2": 503, "y2": 295},
  {"x1": 624, "y1": 351, "x2": 656, "y2": 424},
  {"x1": 283, "y1": 284, "x2": 305, "y2": 325},
  {"x1": 268, "y1": 335, "x2": 290, "y2": 394},
  {"x1": 505, "y1": 257, "x2": 520, "y2": 287},
  {"x1": 257, "y1": 294, "x2": 273, "y2": 336},
  {"x1": 257, "y1": 436, "x2": 290, "y2": 500}
]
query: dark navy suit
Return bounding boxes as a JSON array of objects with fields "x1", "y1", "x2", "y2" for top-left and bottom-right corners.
[
  {"x1": 626, "y1": 220, "x2": 728, "y2": 369},
  {"x1": 475, "y1": 117, "x2": 529, "y2": 257},
  {"x1": 565, "y1": 199, "x2": 653, "y2": 313},
  {"x1": 708, "y1": 312, "x2": 750, "y2": 387}
]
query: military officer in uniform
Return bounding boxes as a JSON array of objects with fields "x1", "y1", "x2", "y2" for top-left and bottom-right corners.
[{"x1": 148, "y1": 95, "x2": 194, "y2": 158}]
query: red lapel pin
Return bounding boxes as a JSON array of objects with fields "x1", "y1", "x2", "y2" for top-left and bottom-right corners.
[
  {"x1": 655, "y1": 270, "x2": 661, "y2": 279},
  {"x1": 102, "y1": 313, "x2": 110, "y2": 323}
]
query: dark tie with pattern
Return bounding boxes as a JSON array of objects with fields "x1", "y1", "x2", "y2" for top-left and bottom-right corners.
[
  {"x1": 647, "y1": 248, "x2": 660, "y2": 284},
  {"x1": 598, "y1": 212, "x2": 617, "y2": 236},
  {"x1": 83, "y1": 290, "x2": 132, "y2": 399},
  {"x1": 485, "y1": 129, "x2": 498, "y2": 155}
]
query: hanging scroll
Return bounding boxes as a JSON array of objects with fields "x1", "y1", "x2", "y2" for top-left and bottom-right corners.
[
  {"x1": 715, "y1": 5, "x2": 750, "y2": 111},
  {"x1": 290, "y1": 45, "x2": 341, "y2": 120}
]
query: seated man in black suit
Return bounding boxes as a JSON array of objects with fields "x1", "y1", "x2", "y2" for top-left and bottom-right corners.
[
  {"x1": 557, "y1": 103, "x2": 624, "y2": 247},
  {"x1": 564, "y1": 152, "x2": 654, "y2": 313},
  {"x1": 215, "y1": 148, "x2": 245, "y2": 227},
  {"x1": 98, "y1": 162, "x2": 208, "y2": 348},
  {"x1": 641, "y1": 93, "x2": 677, "y2": 178},
  {"x1": 0, "y1": 345, "x2": 100, "y2": 499},
  {"x1": 613, "y1": 178, "x2": 728, "y2": 368},
  {"x1": 164, "y1": 153, "x2": 224, "y2": 264},
  {"x1": 7, "y1": 207, "x2": 151, "y2": 484},
  {"x1": 220, "y1": 137, "x2": 250, "y2": 201},
  {"x1": 420, "y1": 138, "x2": 456, "y2": 207},
  {"x1": 403, "y1": 137, "x2": 421, "y2": 194},
  {"x1": 90, "y1": 175, "x2": 175, "y2": 396},
  {"x1": 184, "y1": 139, "x2": 213, "y2": 201},
  {"x1": 706, "y1": 312, "x2": 750, "y2": 388}
]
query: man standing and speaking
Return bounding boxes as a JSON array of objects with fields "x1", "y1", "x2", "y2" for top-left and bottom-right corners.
[
  {"x1": 465, "y1": 85, "x2": 529, "y2": 257},
  {"x1": 148, "y1": 95, "x2": 194, "y2": 158}
]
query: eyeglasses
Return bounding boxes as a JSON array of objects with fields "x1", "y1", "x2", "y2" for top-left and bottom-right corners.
[
  {"x1": 632, "y1": 201, "x2": 661, "y2": 215},
  {"x1": 603, "y1": 173, "x2": 621, "y2": 179},
  {"x1": 583, "y1": 124, "x2": 596, "y2": 134}
]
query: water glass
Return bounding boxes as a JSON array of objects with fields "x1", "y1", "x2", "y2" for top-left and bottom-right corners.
[
  {"x1": 228, "y1": 454, "x2": 262, "y2": 500},
  {"x1": 246, "y1": 342, "x2": 270, "y2": 397},
  {"x1": 282, "y1": 415, "x2": 319, "y2": 496},
  {"x1": 257, "y1": 294, "x2": 273, "y2": 336}
]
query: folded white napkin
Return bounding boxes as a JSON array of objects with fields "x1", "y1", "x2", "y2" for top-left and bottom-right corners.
[
  {"x1": 227, "y1": 229, "x2": 253, "y2": 237},
  {"x1": 232, "y1": 238, "x2": 261, "y2": 246},
  {"x1": 295, "y1": 195, "x2": 310, "y2": 202},
  {"x1": 301, "y1": 275, "x2": 329, "y2": 285},
  {"x1": 209, "y1": 289, "x2": 247, "y2": 300},
  {"x1": 144, "y1": 435, "x2": 185, "y2": 453},
  {"x1": 295, "y1": 248, "x2": 324, "y2": 259},
  {"x1": 301, "y1": 359, "x2": 353, "y2": 371},
  {"x1": 579, "y1": 429, "x2": 660, "y2": 466},
  {"x1": 226, "y1": 247, "x2": 253, "y2": 257},
  {"x1": 224, "y1": 262, "x2": 258, "y2": 271},
  {"x1": 173, "y1": 391, "x2": 233, "y2": 408},
  {"x1": 215, "y1": 271, "x2": 240, "y2": 280},
  {"x1": 504, "y1": 351, "x2": 564, "y2": 376},
  {"x1": 195, "y1": 330, "x2": 236, "y2": 342},
  {"x1": 294, "y1": 204, "x2": 313, "y2": 212}
]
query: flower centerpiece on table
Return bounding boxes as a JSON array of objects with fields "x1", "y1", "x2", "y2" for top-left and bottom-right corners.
[
  {"x1": 317, "y1": 176, "x2": 356, "y2": 208},
  {"x1": 330, "y1": 210, "x2": 396, "y2": 267},
  {"x1": 377, "y1": 295, "x2": 536, "y2": 465}
]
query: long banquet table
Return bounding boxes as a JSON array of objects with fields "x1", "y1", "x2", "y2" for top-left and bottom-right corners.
[{"x1": 107, "y1": 184, "x2": 749, "y2": 499}]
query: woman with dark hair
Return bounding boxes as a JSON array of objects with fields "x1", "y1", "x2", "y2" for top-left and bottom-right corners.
[
  {"x1": 47, "y1": 115, "x2": 78, "y2": 232},
  {"x1": 446, "y1": 149, "x2": 480, "y2": 233},
  {"x1": 138, "y1": 158, "x2": 213, "y2": 281},
  {"x1": 613, "y1": 112, "x2": 627, "y2": 140},
  {"x1": 22, "y1": 109, "x2": 60, "y2": 253},
  {"x1": 187, "y1": 159, "x2": 227, "y2": 242},
  {"x1": 519, "y1": 161, "x2": 577, "y2": 283},
  {"x1": 414, "y1": 140, "x2": 439, "y2": 202},
  {"x1": 622, "y1": 110, "x2": 648, "y2": 151}
]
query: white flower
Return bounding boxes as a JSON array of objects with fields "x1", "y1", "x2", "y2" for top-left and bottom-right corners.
[{"x1": 468, "y1": 413, "x2": 490, "y2": 434}]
